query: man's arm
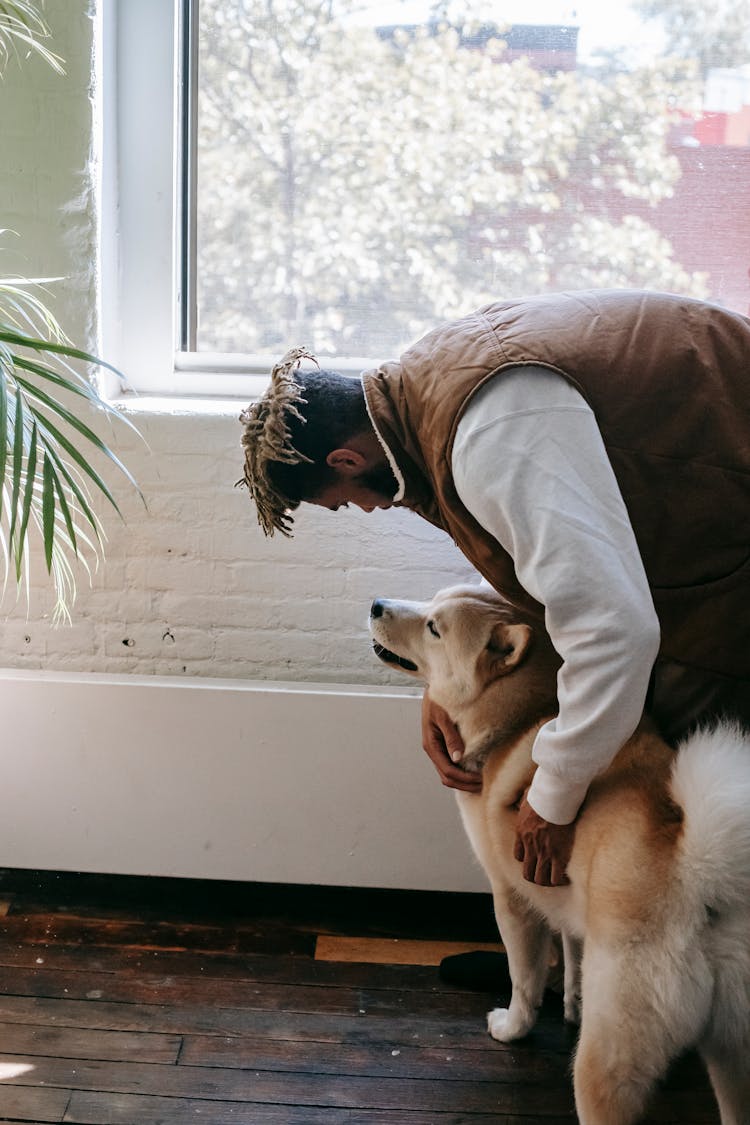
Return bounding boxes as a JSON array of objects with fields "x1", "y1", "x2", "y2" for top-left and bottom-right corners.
[{"x1": 451, "y1": 367, "x2": 660, "y2": 883}]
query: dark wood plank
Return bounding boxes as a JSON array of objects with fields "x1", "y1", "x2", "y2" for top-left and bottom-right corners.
[
  {"x1": 0, "y1": 914, "x2": 314, "y2": 957},
  {"x1": 0, "y1": 1083, "x2": 70, "y2": 1122},
  {"x1": 0, "y1": 963, "x2": 511, "y2": 1020},
  {"x1": 0, "y1": 1022, "x2": 180, "y2": 1063},
  {"x1": 178, "y1": 1032, "x2": 567, "y2": 1081},
  {"x1": 64, "y1": 1090, "x2": 557, "y2": 1124}
]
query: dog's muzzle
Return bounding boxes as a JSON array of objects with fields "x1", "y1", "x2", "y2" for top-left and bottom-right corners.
[
  {"x1": 370, "y1": 600, "x2": 419, "y2": 671},
  {"x1": 371, "y1": 641, "x2": 418, "y2": 672}
]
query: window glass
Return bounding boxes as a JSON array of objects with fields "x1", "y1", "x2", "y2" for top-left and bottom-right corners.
[{"x1": 192, "y1": 0, "x2": 750, "y2": 359}]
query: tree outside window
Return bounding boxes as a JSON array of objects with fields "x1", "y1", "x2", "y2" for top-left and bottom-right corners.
[{"x1": 192, "y1": 0, "x2": 750, "y2": 358}]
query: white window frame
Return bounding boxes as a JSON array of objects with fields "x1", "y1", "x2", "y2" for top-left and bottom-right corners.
[{"x1": 100, "y1": 0, "x2": 369, "y2": 402}]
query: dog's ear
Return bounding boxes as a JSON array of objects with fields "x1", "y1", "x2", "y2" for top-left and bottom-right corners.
[{"x1": 485, "y1": 622, "x2": 533, "y2": 678}]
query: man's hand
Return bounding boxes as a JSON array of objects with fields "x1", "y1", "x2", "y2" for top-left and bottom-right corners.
[
  {"x1": 421, "y1": 692, "x2": 482, "y2": 793},
  {"x1": 513, "y1": 795, "x2": 574, "y2": 886}
]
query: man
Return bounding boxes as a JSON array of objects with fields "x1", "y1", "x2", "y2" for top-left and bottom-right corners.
[{"x1": 239, "y1": 291, "x2": 750, "y2": 899}]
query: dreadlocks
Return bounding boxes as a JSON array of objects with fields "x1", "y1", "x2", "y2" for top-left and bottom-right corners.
[{"x1": 238, "y1": 347, "x2": 317, "y2": 537}]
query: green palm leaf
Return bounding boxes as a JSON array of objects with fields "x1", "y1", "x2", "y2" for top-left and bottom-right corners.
[
  {"x1": 16, "y1": 419, "x2": 38, "y2": 575},
  {"x1": 7, "y1": 388, "x2": 24, "y2": 554},
  {"x1": 0, "y1": 279, "x2": 142, "y2": 619},
  {"x1": 0, "y1": 1, "x2": 64, "y2": 74},
  {"x1": 0, "y1": 327, "x2": 123, "y2": 376},
  {"x1": 41, "y1": 452, "x2": 55, "y2": 571},
  {"x1": 41, "y1": 440, "x2": 104, "y2": 549},
  {"x1": 12, "y1": 370, "x2": 141, "y2": 494},
  {"x1": 0, "y1": 371, "x2": 7, "y2": 524}
]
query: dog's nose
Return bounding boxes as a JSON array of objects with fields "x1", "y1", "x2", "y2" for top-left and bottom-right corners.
[{"x1": 370, "y1": 599, "x2": 385, "y2": 619}]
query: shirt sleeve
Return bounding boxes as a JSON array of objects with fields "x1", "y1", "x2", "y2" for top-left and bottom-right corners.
[{"x1": 452, "y1": 367, "x2": 660, "y2": 825}]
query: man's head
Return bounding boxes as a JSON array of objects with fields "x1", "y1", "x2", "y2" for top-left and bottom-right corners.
[{"x1": 239, "y1": 348, "x2": 397, "y2": 536}]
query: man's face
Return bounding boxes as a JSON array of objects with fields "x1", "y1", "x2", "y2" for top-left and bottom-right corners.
[{"x1": 311, "y1": 462, "x2": 396, "y2": 513}]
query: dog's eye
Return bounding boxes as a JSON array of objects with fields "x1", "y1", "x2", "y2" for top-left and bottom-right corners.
[{"x1": 427, "y1": 619, "x2": 440, "y2": 638}]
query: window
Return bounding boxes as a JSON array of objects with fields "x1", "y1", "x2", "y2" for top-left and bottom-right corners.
[{"x1": 106, "y1": 0, "x2": 750, "y2": 397}]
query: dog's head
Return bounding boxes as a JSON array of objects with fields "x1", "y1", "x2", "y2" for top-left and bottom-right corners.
[{"x1": 369, "y1": 584, "x2": 559, "y2": 760}]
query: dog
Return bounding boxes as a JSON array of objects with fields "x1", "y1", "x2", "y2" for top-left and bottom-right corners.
[{"x1": 369, "y1": 583, "x2": 750, "y2": 1125}]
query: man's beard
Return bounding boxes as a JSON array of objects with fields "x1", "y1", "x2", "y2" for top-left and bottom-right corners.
[{"x1": 358, "y1": 462, "x2": 398, "y2": 500}]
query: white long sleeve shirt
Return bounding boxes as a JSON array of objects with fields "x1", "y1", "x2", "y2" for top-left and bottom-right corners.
[{"x1": 451, "y1": 367, "x2": 661, "y2": 825}]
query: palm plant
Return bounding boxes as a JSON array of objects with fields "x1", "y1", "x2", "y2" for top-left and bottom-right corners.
[
  {"x1": 0, "y1": 1, "x2": 139, "y2": 622},
  {"x1": 0, "y1": 0, "x2": 62, "y2": 72}
]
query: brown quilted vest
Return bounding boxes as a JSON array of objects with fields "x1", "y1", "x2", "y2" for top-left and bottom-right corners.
[{"x1": 362, "y1": 290, "x2": 750, "y2": 695}]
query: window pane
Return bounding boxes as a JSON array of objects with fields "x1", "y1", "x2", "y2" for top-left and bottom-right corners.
[{"x1": 194, "y1": 0, "x2": 750, "y2": 358}]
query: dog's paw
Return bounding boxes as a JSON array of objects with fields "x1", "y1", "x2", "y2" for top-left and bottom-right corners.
[{"x1": 487, "y1": 1006, "x2": 532, "y2": 1042}]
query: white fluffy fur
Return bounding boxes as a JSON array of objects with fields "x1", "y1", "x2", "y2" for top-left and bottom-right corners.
[{"x1": 671, "y1": 722, "x2": 750, "y2": 910}]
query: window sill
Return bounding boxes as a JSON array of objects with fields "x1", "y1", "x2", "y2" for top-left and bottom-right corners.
[
  {"x1": 110, "y1": 355, "x2": 372, "y2": 405},
  {"x1": 111, "y1": 393, "x2": 250, "y2": 417}
]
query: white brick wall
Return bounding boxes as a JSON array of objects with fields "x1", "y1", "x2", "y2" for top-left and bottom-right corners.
[
  {"x1": 0, "y1": 403, "x2": 475, "y2": 684},
  {"x1": 0, "y1": 1, "x2": 476, "y2": 686}
]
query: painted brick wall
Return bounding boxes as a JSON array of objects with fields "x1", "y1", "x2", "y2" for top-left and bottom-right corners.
[{"x1": 0, "y1": 1, "x2": 475, "y2": 686}]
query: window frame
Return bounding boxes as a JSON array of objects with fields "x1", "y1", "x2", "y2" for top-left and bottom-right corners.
[{"x1": 101, "y1": 0, "x2": 367, "y2": 400}]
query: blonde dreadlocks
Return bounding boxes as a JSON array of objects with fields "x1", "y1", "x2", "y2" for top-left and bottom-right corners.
[{"x1": 238, "y1": 347, "x2": 319, "y2": 537}]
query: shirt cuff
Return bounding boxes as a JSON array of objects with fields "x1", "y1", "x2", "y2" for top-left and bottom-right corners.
[{"x1": 526, "y1": 767, "x2": 592, "y2": 825}]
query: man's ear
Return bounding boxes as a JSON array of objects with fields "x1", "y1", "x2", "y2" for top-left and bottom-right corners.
[
  {"x1": 326, "y1": 448, "x2": 367, "y2": 475},
  {"x1": 486, "y1": 622, "x2": 533, "y2": 678}
]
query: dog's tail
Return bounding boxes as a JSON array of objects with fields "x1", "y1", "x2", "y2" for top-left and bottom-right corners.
[
  {"x1": 670, "y1": 721, "x2": 750, "y2": 1056},
  {"x1": 670, "y1": 720, "x2": 750, "y2": 910}
]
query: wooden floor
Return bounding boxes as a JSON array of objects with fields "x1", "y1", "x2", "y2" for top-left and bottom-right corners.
[{"x1": 0, "y1": 868, "x2": 718, "y2": 1124}]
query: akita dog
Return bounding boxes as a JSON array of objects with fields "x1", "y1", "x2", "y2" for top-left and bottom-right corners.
[{"x1": 370, "y1": 584, "x2": 750, "y2": 1125}]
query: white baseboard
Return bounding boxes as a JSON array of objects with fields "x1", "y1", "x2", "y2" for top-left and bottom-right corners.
[{"x1": 0, "y1": 670, "x2": 486, "y2": 892}]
